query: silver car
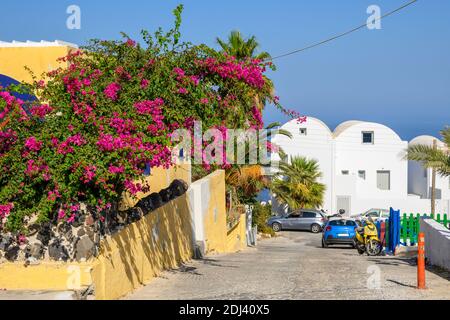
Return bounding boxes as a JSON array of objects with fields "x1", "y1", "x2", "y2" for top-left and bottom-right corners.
[
  {"x1": 353, "y1": 208, "x2": 390, "y2": 223},
  {"x1": 267, "y1": 209, "x2": 327, "y2": 233}
]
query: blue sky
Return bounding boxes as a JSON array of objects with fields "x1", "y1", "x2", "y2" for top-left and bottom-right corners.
[{"x1": 1, "y1": 0, "x2": 449, "y2": 140}]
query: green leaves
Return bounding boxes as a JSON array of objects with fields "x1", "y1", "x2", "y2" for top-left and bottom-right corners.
[
  {"x1": 271, "y1": 156, "x2": 326, "y2": 210},
  {"x1": 406, "y1": 130, "x2": 450, "y2": 177},
  {"x1": 0, "y1": 6, "x2": 278, "y2": 233}
]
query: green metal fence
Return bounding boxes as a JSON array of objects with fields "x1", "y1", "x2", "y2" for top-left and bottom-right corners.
[{"x1": 400, "y1": 213, "x2": 449, "y2": 245}]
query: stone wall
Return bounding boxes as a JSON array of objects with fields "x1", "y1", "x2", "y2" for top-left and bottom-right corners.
[{"x1": 0, "y1": 163, "x2": 191, "y2": 264}]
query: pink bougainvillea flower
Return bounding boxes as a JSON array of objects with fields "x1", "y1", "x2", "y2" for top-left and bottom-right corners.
[
  {"x1": 24, "y1": 136, "x2": 43, "y2": 152},
  {"x1": 103, "y1": 82, "x2": 121, "y2": 101},
  {"x1": 126, "y1": 39, "x2": 136, "y2": 47},
  {"x1": 70, "y1": 204, "x2": 80, "y2": 213},
  {"x1": 57, "y1": 134, "x2": 86, "y2": 155},
  {"x1": 0, "y1": 203, "x2": 13, "y2": 219},
  {"x1": 178, "y1": 87, "x2": 188, "y2": 94},
  {"x1": 133, "y1": 98, "x2": 164, "y2": 115},
  {"x1": 18, "y1": 234, "x2": 27, "y2": 245},
  {"x1": 81, "y1": 165, "x2": 97, "y2": 184},
  {"x1": 115, "y1": 66, "x2": 132, "y2": 81},
  {"x1": 0, "y1": 129, "x2": 17, "y2": 157},
  {"x1": 57, "y1": 209, "x2": 66, "y2": 220},
  {"x1": 30, "y1": 104, "x2": 53, "y2": 118},
  {"x1": 124, "y1": 180, "x2": 143, "y2": 195},
  {"x1": 200, "y1": 98, "x2": 209, "y2": 104},
  {"x1": 108, "y1": 165, "x2": 125, "y2": 174},
  {"x1": 196, "y1": 56, "x2": 266, "y2": 89},
  {"x1": 67, "y1": 214, "x2": 76, "y2": 224},
  {"x1": 48, "y1": 189, "x2": 61, "y2": 202},
  {"x1": 172, "y1": 67, "x2": 185, "y2": 80},
  {"x1": 141, "y1": 79, "x2": 149, "y2": 89},
  {"x1": 190, "y1": 75, "x2": 200, "y2": 85},
  {"x1": 251, "y1": 106, "x2": 263, "y2": 129}
]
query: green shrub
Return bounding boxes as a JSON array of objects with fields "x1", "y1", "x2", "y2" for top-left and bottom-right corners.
[{"x1": 253, "y1": 202, "x2": 275, "y2": 236}]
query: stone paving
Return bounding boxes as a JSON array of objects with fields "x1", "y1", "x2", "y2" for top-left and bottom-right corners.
[{"x1": 127, "y1": 231, "x2": 450, "y2": 300}]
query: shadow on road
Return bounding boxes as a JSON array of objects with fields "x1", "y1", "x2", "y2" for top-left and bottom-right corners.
[{"x1": 386, "y1": 279, "x2": 416, "y2": 289}]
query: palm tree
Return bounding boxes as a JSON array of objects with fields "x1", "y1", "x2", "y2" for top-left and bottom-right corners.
[
  {"x1": 407, "y1": 127, "x2": 450, "y2": 177},
  {"x1": 271, "y1": 156, "x2": 326, "y2": 210},
  {"x1": 216, "y1": 30, "x2": 271, "y2": 61},
  {"x1": 225, "y1": 122, "x2": 292, "y2": 205}
]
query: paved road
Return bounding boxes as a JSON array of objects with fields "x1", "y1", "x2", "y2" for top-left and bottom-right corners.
[{"x1": 127, "y1": 231, "x2": 450, "y2": 300}]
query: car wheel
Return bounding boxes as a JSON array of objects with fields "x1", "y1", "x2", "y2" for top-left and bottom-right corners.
[
  {"x1": 311, "y1": 224, "x2": 322, "y2": 233},
  {"x1": 322, "y1": 239, "x2": 328, "y2": 248},
  {"x1": 272, "y1": 222, "x2": 281, "y2": 232}
]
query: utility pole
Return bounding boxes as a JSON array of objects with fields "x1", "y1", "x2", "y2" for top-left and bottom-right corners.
[{"x1": 431, "y1": 139, "x2": 437, "y2": 215}]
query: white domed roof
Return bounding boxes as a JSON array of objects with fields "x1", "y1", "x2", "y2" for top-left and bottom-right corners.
[
  {"x1": 409, "y1": 135, "x2": 445, "y2": 148},
  {"x1": 281, "y1": 116, "x2": 332, "y2": 134},
  {"x1": 333, "y1": 121, "x2": 364, "y2": 138},
  {"x1": 333, "y1": 120, "x2": 402, "y2": 142}
]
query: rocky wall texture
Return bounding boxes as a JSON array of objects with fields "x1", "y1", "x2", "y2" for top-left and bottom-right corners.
[{"x1": 0, "y1": 179, "x2": 189, "y2": 265}]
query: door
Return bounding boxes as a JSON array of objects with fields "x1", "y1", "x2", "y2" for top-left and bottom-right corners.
[
  {"x1": 285, "y1": 211, "x2": 302, "y2": 229},
  {"x1": 336, "y1": 196, "x2": 351, "y2": 216},
  {"x1": 301, "y1": 211, "x2": 318, "y2": 230},
  {"x1": 377, "y1": 171, "x2": 390, "y2": 190}
]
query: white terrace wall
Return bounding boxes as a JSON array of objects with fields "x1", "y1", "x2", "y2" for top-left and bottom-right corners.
[{"x1": 420, "y1": 219, "x2": 450, "y2": 271}]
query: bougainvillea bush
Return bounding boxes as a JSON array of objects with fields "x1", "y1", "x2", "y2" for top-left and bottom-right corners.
[{"x1": 0, "y1": 6, "x2": 293, "y2": 233}]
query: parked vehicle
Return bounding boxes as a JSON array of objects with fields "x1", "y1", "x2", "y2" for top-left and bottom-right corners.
[
  {"x1": 322, "y1": 219, "x2": 357, "y2": 248},
  {"x1": 354, "y1": 218, "x2": 382, "y2": 256},
  {"x1": 353, "y1": 208, "x2": 389, "y2": 223},
  {"x1": 325, "y1": 209, "x2": 347, "y2": 220},
  {"x1": 267, "y1": 209, "x2": 326, "y2": 233}
]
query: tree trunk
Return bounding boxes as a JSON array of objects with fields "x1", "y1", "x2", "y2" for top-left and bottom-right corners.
[{"x1": 431, "y1": 139, "x2": 437, "y2": 214}]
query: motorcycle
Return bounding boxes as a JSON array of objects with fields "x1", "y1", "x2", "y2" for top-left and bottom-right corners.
[{"x1": 354, "y1": 218, "x2": 382, "y2": 256}]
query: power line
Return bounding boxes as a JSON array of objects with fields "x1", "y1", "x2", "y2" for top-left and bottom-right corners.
[{"x1": 269, "y1": 0, "x2": 418, "y2": 61}]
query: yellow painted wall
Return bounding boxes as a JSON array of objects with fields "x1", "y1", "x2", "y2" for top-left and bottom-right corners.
[
  {"x1": 0, "y1": 46, "x2": 75, "y2": 83},
  {"x1": 226, "y1": 214, "x2": 247, "y2": 253},
  {"x1": 119, "y1": 162, "x2": 191, "y2": 210},
  {"x1": 92, "y1": 193, "x2": 194, "y2": 300},
  {"x1": 0, "y1": 262, "x2": 94, "y2": 291},
  {"x1": 197, "y1": 170, "x2": 247, "y2": 255},
  {"x1": 202, "y1": 170, "x2": 228, "y2": 254}
]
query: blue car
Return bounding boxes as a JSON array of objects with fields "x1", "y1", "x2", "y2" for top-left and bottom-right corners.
[{"x1": 322, "y1": 219, "x2": 357, "y2": 248}]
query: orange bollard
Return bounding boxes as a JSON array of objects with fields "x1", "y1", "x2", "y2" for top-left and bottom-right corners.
[{"x1": 417, "y1": 232, "x2": 426, "y2": 289}]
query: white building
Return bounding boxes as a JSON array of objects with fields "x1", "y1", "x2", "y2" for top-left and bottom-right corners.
[{"x1": 272, "y1": 117, "x2": 450, "y2": 215}]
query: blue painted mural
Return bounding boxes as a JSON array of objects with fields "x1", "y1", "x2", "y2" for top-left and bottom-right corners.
[{"x1": 0, "y1": 74, "x2": 36, "y2": 103}]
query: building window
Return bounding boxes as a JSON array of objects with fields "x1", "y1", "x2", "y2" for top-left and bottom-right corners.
[
  {"x1": 377, "y1": 170, "x2": 390, "y2": 190},
  {"x1": 358, "y1": 170, "x2": 366, "y2": 180},
  {"x1": 362, "y1": 131, "x2": 374, "y2": 144},
  {"x1": 299, "y1": 128, "x2": 307, "y2": 136},
  {"x1": 341, "y1": 170, "x2": 349, "y2": 175}
]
